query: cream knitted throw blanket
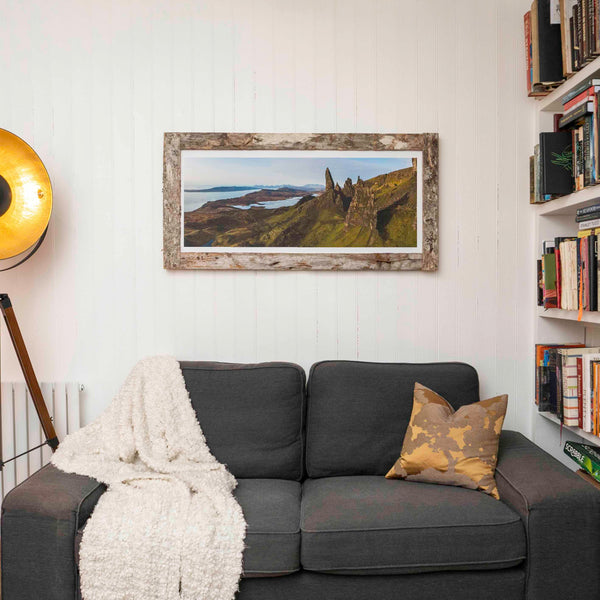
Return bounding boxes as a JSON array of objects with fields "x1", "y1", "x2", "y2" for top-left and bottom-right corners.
[{"x1": 52, "y1": 356, "x2": 246, "y2": 600}]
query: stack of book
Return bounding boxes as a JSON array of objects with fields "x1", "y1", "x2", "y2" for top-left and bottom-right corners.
[
  {"x1": 537, "y1": 209, "x2": 600, "y2": 311},
  {"x1": 559, "y1": 0, "x2": 600, "y2": 76},
  {"x1": 559, "y1": 78, "x2": 600, "y2": 190},
  {"x1": 536, "y1": 343, "x2": 600, "y2": 432},
  {"x1": 524, "y1": 0, "x2": 564, "y2": 96}
]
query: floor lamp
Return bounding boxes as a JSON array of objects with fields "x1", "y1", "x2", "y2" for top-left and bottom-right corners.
[{"x1": 0, "y1": 128, "x2": 59, "y2": 469}]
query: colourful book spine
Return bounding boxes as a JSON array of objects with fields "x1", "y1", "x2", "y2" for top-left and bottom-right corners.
[
  {"x1": 578, "y1": 357, "x2": 584, "y2": 428},
  {"x1": 525, "y1": 12, "x2": 532, "y2": 93},
  {"x1": 543, "y1": 253, "x2": 558, "y2": 308}
]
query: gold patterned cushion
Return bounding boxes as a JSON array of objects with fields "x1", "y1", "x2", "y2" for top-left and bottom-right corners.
[{"x1": 385, "y1": 382, "x2": 508, "y2": 499}]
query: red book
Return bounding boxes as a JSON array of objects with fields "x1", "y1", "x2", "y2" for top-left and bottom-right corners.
[
  {"x1": 555, "y1": 244, "x2": 562, "y2": 308},
  {"x1": 577, "y1": 357, "x2": 584, "y2": 429},
  {"x1": 564, "y1": 87, "x2": 599, "y2": 111}
]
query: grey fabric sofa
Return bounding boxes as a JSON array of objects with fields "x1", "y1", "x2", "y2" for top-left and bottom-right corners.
[{"x1": 3, "y1": 360, "x2": 600, "y2": 600}]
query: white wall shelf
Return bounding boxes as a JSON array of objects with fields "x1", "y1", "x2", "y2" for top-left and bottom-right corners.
[
  {"x1": 539, "y1": 411, "x2": 600, "y2": 446},
  {"x1": 536, "y1": 185, "x2": 600, "y2": 216},
  {"x1": 537, "y1": 307, "x2": 600, "y2": 326},
  {"x1": 538, "y1": 55, "x2": 600, "y2": 113}
]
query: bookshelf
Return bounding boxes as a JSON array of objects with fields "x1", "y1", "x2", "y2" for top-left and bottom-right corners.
[
  {"x1": 533, "y1": 57, "x2": 600, "y2": 463},
  {"x1": 538, "y1": 55, "x2": 600, "y2": 112},
  {"x1": 537, "y1": 306, "x2": 600, "y2": 325},
  {"x1": 539, "y1": 411, "x2": 600, "y2": 445}
]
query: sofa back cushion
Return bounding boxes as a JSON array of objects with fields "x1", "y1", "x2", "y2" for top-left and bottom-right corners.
[
  {"x1": 305, "y1": 361, "x2": 480, "y2": 477},
  {"x1": 180, "y1": 361, "x2": 305, "y2": 480}
]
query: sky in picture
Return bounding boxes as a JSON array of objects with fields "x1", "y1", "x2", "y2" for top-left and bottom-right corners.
[{"x1": 183, "y1": 156, "x2": 415, "y2": 188}]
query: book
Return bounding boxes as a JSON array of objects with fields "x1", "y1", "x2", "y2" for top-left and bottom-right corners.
[
  {"x1": 582, "y1": 352, "x2": 600, "y2": 430},
  {"x1": 576, "y1": 210, "x2": 600, "y2": 221},
  {"x1": 530, "y1": 155, "x2": 536, "y2": 203},
  {"x1": 559, "y1": 238, "x2": 579, "y2": 308},
  {"x1": 577, "y1": 356, "x2": 584, "y2": 427},
  {"x1": 534, "y1": 144, "x2": 542, "y2": 202},
  {"x1": 576, "y1": 202, "x2": 600, "y2": 215},
  {"x1": 540, "y1": 131, "x2": 574, "y2": 195},
  {"x1": 526, "y1": 11, "x2": 534, "y2": 93},
  {"x1": 560, "y1": 0, "x2": 579, "y2": 75},
  {"x1": 560, "y1": 347, "x2": 600, "y2": 426},
  {"x1": 543, "y1": 251, "x2": 558, "y2": 307},
  {"x1": 559, "y1": 101, "x2": 594, "y2": 128},
  {"x1": 538, "y1": 259, "x2": 544, "y2": 305},
  {"x1": 580, "y1": 218, "x2": 600, "y2": 229},
  {"x1": 592, "y1": 232, "x2": 599, "y2": 310},
  {"x1": 564, "y1": 93, "x2": 599, "y2": 112},
  {"x1": 535, "y1": 343, "x2": 585, "y2": 408},
  {"x1": 564, "y1": 441, "x2": 600, "y2": 481},
  {"x1": 533, "y1": 0, "x2": 565, "y2": 84}
]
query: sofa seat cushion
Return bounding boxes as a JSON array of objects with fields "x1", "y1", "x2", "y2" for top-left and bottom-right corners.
[
  {"x1": 75, "y1": 479, "x2": 301, "y2": 578},
  {"x1": 300, "y1": 476, "x2": 526, "y2": 575}
]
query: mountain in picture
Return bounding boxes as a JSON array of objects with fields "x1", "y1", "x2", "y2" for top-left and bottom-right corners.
[{"x1": 183, "y1": 157, "x2": 418, "y2": 249}]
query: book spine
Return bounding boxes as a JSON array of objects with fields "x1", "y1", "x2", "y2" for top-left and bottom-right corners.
[
  {"x1": 578, "y1": 357, "x2": 584, "y2": 428},
  {"x1": 586, "y1": 236, "x2": 591, "y2": 308},
  {"x1": 563, "y1": 86, "x2": 595, "y2": 110},
  {"x1": 584, "y1": 116, "x2": 592, "y2": 187},
  {"x1": 593, "y1": 0, "x2": 598, "y2": 53},
  {"x1": 576, "y1": 210, "x2": 600, "y2": 221},
  {"x1": 589, "y1": 0, "x2": 595, "y2": 54},
  {"x1": 557, "y1": 352, "x2": 564, "y2": 421},
  {"x1": 579, "y1": 126, "x2": 585, "y2": 189},
  {"x1": 592, "y1": 362, "x2": 597, "y2": 434},
  {"x1": 590, "y1": 0, "x2": 598, "y2": 55},
  {"x1": 559, "y1": 101, "x2": 593, "y2": 128},
  {"x1": 563, "y1": 354, "x2": 580, "y2": 427},
  {"x1": 525, "y1": 12, "x2": 532, "y2": 93},
  {"x1": 580, "y1": 218, "x2": 600, "y2": 229},
  {"x1": 555, "y1": 238, "x2": 562, "y2": 307},
  {"x1": 597, "y1": 0, "x2": 600, "y2": 52},
  {"x1": 590, "y1": 233, "x2": 598, "y2": 309},
  {"x1": 538, "y1": 259, "x2": 544, "y2": 305},
  {"x1": 585, "y1": 358, "x2": 591, "y2": 431},
  {"x1": 577, "y1": 202, "x2": 600, "y2": 215},
  {"x1": 561, "y1": 0, "x2": 569, "y2": 74},
  {"x1": 567, "y1": 11, "x2": 579, "y2": 69},
  {"x1": 596, "y1": 235, "x2": 600, "y2": 311}
]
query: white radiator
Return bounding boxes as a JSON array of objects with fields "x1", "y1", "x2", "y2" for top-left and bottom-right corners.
[{"x1": 0, "y1": 382, "x2": 81, "y2": 498}]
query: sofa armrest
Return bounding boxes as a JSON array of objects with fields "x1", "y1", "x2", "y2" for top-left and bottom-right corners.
[
  {"x1": 496, "y1": 430, "x2": 600, "y2": 600},
  {"x1": 1, "y1": 464, "x2": 105, "y2": 600}
]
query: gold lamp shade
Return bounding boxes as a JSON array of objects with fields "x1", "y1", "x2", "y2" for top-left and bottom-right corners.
[{"x1": 0, "y1": 129, "x2": 52, "y2": 260}]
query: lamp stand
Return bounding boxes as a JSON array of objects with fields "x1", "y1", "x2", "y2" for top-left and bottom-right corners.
[{"x1": 0, "y1": 293, "x2": 58, "y2": 470}]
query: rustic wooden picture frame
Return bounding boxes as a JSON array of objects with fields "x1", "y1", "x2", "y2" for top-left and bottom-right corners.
[{"x1": 163, "y1": 132, "x2": 438, "y2": 271}]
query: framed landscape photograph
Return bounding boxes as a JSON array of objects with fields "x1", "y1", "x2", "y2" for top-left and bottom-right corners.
[{"x1": 163, "y1": 133, "x2": 438, "y2": 270}]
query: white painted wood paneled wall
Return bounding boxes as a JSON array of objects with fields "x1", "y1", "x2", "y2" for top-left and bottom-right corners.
[{"x1": 0, "y1": 0, "x2": 535, "y2": 429}]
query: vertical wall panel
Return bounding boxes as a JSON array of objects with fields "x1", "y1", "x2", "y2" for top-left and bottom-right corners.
[
  {"x1": 14, "y1": 384, "x2": 29, "y2": 485},
  {"x1": 0, "y1": 0, "x2": 534, "y2": 432},
  {"x1": 1, "y1": 383, "x2": 16, "y2": 496}
]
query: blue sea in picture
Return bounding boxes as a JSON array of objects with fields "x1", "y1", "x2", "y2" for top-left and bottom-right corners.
[
  {"x1": 184, "y1": 188, "x2": 256, "y2": 212},
  {"x1": 232, "y1": 196, "x2": 303, "y2": 210}
]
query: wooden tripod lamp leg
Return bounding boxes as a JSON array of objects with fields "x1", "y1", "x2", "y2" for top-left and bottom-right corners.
[{"x1": 0, "y1": 294, "x2": 59, "y2": 451}]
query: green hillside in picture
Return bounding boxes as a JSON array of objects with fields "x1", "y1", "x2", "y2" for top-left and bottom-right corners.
[{"x1": 184, "y1": 161, "x2": 418, "y2": 248}]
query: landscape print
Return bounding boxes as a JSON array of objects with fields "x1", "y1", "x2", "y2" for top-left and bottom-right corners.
[{"x1": 182, "y1": 152, "x2": 421, "y2": 251}]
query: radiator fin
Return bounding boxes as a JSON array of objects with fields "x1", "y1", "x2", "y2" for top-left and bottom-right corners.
[{"x1": 0, "y1": 382, "x2": 81, "y2": 498}]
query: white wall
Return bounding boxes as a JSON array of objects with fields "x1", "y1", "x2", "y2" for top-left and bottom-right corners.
[{"x1": 0, "y1": 0, "x2": 534, "y2": 428}]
